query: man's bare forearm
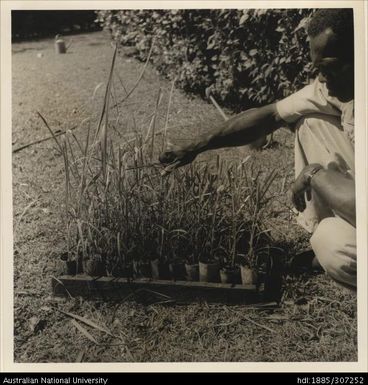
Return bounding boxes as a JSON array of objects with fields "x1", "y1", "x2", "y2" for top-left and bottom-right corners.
[
  {"x1": 185, "y1": 104, "x2": 282, "y2": 155},
  {"x1": 311, "y1": 169, "x2": 356, "y2": 227}
]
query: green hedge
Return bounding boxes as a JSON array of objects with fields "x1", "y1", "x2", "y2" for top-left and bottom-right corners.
[
  {"x1": 96, "y1": 9, "x2": 316, "y2": 110},
  {"x1": 12, "y1": 11, "x2": 101, "y2": 41}
]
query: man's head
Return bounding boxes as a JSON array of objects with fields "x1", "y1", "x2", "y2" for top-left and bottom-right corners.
[{"x1": 307, "y1": 9, "x2": 354, "y2": 102}]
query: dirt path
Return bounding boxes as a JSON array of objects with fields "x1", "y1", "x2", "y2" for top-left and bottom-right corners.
[{"x1": 12, "y1": 31, "x2": 357, "y2": 363}]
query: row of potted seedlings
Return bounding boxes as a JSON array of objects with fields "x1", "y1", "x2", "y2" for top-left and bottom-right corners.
[{"x1": 65, "y1": 253, "x2": 264, "y2": 286}]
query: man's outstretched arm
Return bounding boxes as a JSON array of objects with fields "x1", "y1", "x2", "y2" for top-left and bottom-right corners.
[{"x1": 159, "y1": 103, "x2": 283, "y2": 167}]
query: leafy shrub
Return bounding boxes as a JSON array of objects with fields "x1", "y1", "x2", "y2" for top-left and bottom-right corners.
[
  {"x1": 95, "y1": 9, "x2": 316, "y2": 111},
  {"x1": 12, "y1": 11, "x2": 101, "y2": 41}
]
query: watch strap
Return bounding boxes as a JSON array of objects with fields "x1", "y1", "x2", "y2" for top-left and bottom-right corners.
[{"x1": 305, "y1": 165, "x2": 323, "y2": 186}]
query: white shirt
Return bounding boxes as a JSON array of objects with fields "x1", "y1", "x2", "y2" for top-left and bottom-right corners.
[{"x1": 276, "y1": 79, "x2": 354, "y2": 145}]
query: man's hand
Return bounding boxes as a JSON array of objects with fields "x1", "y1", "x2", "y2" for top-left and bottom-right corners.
[
  {"x1": 291, "y1": 163, "x2": 323, "y2": 212},
  {"x1": 159, "y1": 143, "x2": 198, "y2": 169}
]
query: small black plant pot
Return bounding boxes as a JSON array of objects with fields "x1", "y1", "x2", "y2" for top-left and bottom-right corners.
[
  {"x1": 111, "y1": 263, "x2": 134, "y2": 278},
  {"x1": 256, "y1": 248, "x2": 284, "y2": 302},
  {"x1": 199, "y1": 261, "x2": 220, "y2": 283},
  {"x1": 66, "y1": 260, "x2": 83, "y2": 275},
  {"x1": 135, "y1": 261, "x2": 152, "y2": 278},
  {"x1": 150, "y1": 259, "x2": 171, "y2": 280},
  {"x1": 263, "y1": 273, "x2": 283, "y2": 302},
  {"x1": 169, "y1": 261, "x2": 186, "y2": 280},
  {"x1": 85, "y1": 257, "x2": 106, "y2": 277}
]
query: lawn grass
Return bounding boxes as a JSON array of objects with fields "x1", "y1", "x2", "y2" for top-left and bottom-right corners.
[{"x1": 12, "y1": 31, "x2": 357, "y2": 363}]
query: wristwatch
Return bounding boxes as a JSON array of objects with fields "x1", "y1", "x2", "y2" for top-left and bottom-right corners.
[{"x1": 305, "y1": 164, "x2": 323, "y2": 186}]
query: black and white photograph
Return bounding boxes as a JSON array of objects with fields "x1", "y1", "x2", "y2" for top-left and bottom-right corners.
[{"x1": 1, "y1": 0, "x2": 367, "y2": 371}]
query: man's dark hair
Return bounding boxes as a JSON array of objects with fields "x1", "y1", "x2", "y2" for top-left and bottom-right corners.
[{"x1": 307, "y1": 9, "x2": 354, "y2": 61}]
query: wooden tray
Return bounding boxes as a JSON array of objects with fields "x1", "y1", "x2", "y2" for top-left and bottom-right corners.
[{"x1": 52, "y1": 275, "x2": 261, "y2": 304}]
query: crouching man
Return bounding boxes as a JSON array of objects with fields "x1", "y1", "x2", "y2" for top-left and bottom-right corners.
[{"x1": 159, "y1": 9, "x2": 357, "y2": 287}]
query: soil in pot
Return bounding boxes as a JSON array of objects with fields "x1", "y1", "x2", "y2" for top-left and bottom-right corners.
[
  {"x1": 169, "y1": 261, "x2": 186, "y2": 280},
  {"x1": 65, "y1": 259, "x2": 83, "y2": 275},
  {"x1": 199, "y1": 261, "x2": 220, "y2": 283},
  {"x1": 185, "y1": 263, "x2": 199, "y2": 281},
  {"x1": 240, "y1": 265, "x2": 258, "y2": 285},
  {"x1": 220, "y1": 267, "x2": 241, "y2": 284},
  {"x1": 150, "y1": 259, "x2": 171, "y2": 280}
]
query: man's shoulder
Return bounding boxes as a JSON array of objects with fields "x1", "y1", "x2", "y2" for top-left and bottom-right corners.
[{"x1": 276, "y1": 79, "x2": 342, "y2": 124}]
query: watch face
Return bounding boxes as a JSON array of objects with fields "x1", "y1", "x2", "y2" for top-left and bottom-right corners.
[{"x1": 307, "y1": 166, "x2": 323, "y2": 184}]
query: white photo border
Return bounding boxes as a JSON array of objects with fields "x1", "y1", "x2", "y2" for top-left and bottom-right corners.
[{"x1": 1, "y1": 0, "x2": 367, "y2": 373}]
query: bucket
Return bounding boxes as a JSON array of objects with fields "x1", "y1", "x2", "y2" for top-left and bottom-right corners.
[{"x1": 55, "y1": 38, "x2": 66, "y2": 54}]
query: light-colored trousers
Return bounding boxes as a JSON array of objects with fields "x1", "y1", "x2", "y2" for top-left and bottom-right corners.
[{"x1": 294, "y1": 114, "x2": 356, "y2": 287}]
